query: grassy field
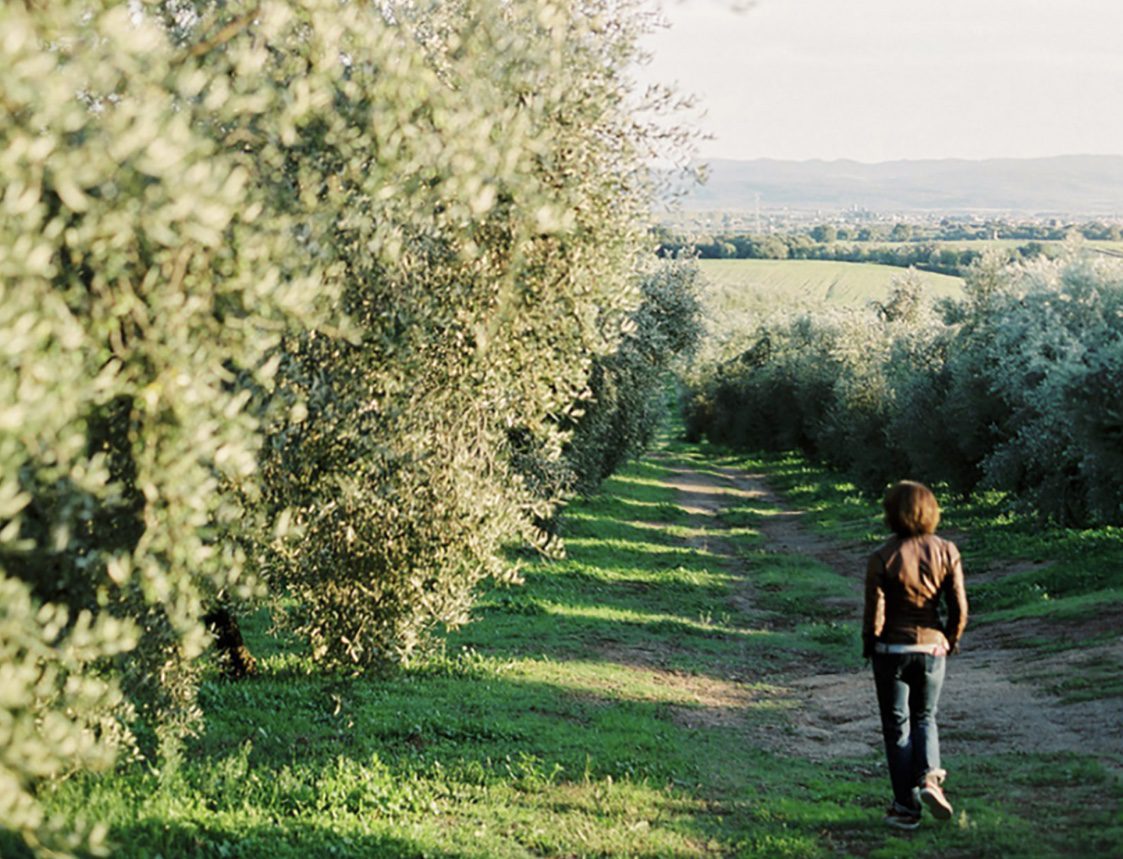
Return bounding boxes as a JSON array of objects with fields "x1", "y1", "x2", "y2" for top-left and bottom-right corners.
[
  {"x1": 697, "y1": 259, "x2": 963, "y2": 316},
  {"x1": 27, "y1": 435, "x2": 1122, "y2": 858}
]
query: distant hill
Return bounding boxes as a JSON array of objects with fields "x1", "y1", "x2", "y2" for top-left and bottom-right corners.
[{"x1": 681, "y1": 155, "x2": 1123, "y2": 216}]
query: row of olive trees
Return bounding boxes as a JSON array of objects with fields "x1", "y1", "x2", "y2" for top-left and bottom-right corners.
[
  {"x1": 0, "y1": 0, "x2": 692, "y2": 854},
  {"x1": 684, "y1": 255, "x2": 1123, "y2": 525},
  {"x1": 563, "y1": 258, "x2": 704, "y2": 495}
]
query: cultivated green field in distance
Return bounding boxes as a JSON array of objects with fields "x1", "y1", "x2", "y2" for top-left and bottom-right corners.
[
  {"x1": 698, "y1": 258, "x2": 963, "y2": 314},
  {"x1": 848, "y1": 238, "x2": 1123, "y2": 254}
]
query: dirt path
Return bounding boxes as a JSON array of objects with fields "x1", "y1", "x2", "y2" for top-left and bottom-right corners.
[{"x1": 657, "y1": 457, "x2": 1123, "y2": 769}]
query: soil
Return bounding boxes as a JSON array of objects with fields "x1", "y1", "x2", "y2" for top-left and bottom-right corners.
[{"x1": 651, "y1": 456, "x2": 1123, "y2": 770}]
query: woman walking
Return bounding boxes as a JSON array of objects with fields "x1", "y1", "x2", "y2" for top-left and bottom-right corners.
[{"x1": 863, "y1": 480, "x2": 968, "y2": 831}]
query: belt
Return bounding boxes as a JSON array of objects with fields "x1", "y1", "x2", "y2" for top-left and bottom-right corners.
[{"x1": 874, "y1": 642, "x2": 947, "y2": 656}]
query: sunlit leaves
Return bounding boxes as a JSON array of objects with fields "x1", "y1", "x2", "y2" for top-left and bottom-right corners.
[
  {"x1": 1, "y1": 0, "x2": 680, "y2": 852},
  {"x1": 255, "y1": 0, "x2": 668, "y2": 671}
]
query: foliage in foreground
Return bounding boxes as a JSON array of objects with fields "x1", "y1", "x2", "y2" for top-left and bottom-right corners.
[
  {"x1": 0, "y1": 0, "x2": 686, "y2": 852},
  {"x1": 0, "y1": 578, "x2": 136, "y2": 858},
  {"x1": 684, "y1": 255, "x2": 1123, "y2": 525}
]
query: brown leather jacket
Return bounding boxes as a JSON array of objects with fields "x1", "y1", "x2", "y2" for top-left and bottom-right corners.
[{"x1": 862, "y1": 533, "x2": 968, "y2": 658}]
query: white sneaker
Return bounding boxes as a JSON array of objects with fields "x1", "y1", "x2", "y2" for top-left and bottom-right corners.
[{"x1": 920, "y1": 779, "x2": 953, "y2": 820}]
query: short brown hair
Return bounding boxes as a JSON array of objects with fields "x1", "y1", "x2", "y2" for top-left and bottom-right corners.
[{"x1": 883, "y1": 480, "x2": 940, "y2": 536}]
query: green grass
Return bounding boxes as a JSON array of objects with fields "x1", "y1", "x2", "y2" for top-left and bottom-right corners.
[
  {"x1": 697, "y1": 245, "x2": 1123, "y2": 326},
  {"x1": 697, "y1": 258, "x2": 963, "y2": 315},
  {"x1": 35, "y1": 445, "x2": 1123, "y2": 858},
  {"x1": 1026, "y1": 654, "x2": 1123, "y2": 704}
]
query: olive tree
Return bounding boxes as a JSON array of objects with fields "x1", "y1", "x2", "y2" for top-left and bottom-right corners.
[
  {"x1": 1, "y1": 0, "x2": 684, "y2": 850},
  {"x1": 564, "y1": 259, "x2": 704, "y2": 494},
  {"x1": 258, "y1": 0, "x2": 668, "y2": 668},
  {"x1": 0, "y1": 0, "x2": 323, "y2": 771}
]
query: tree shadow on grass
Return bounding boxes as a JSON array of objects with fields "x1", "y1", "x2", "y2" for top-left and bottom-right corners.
[
  {"x1": 97, "y1": 668, "x2": 790, "y2": 859},
  {"x1": 102, "y1": 454, "x2": 825, "y2": 855},
  {"x1": 192, "y1": 668, "x2": 737, "y2": 774},
  {"x1": 100, "y1": 818, "x2": 474, "y2": 859}
]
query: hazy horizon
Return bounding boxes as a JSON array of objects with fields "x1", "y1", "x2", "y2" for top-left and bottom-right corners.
[
  {"x1": 700, "y1": 153, "x2": 1123, "y2": 165},
  {"x1": 672, "y1": 154, "x2": 1123, "y2": 215}
]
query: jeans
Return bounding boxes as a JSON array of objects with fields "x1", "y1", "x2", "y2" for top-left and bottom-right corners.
[{"x1": 872, "y1": 652, "x2": 946, "y2": 810}]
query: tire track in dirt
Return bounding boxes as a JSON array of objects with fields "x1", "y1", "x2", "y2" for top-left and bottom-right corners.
[{"x1": 657, "y1": 456, "x2": 1123, "y2": 770}]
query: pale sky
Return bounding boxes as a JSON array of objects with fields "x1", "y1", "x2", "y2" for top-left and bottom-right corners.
[{"x1": 636, "y1": 0, "x2": 1123, "y2": 162}]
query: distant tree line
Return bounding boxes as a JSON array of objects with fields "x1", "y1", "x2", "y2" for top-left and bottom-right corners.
[
  {"x1": 657, "y1": 220, "x2": 1123, "y2": 275},
  {"x1": 657, "y1": 232, "x2": 985, "y2": 276}
]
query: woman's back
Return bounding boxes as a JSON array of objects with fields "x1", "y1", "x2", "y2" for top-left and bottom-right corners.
[
  {"x1": 865, "y1": 533, "x2": 968, "y2": 652},
  {"x1": 862, "y1": 480, "x2": 968, "y2": 829}
]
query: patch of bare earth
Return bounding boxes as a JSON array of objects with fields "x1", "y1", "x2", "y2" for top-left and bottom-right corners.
[
  {"x1": 591, "y1": 643, "x2": 766, "y2": 729},
  {"x1": 617, "y1": 455, "x2": 1123, "y2": 770}
]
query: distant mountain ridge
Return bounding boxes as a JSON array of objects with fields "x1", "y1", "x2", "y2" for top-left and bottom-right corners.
[{"x1": 683, "y1": 155, "x2": 1123, "y2": 216}]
